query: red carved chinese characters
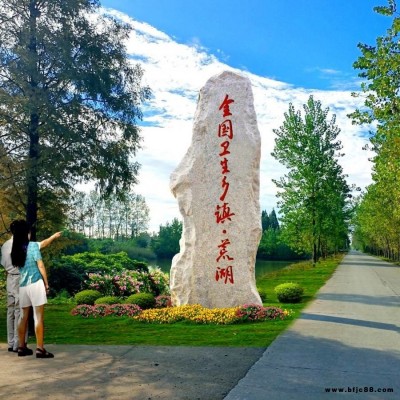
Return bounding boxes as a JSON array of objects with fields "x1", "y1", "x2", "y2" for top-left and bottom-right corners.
[
  {"x1": 215, "y1": 203, "x2": 235, "y2": 224},
  {"x1": 219, "y1": 176, "x2": 230, "y2": 202},
  {"x1": 216, "y1": 238, "x2": 234, "y2": 262},
  {"x1": 220, "y1": 158, "x2": 230, "y2": 174},
  {"x1": 214, "y1": 94, "x2": 235, "y2": 284},
  {"x1": 219, "y1": 140, "x2": 231, "y2": 157},
  {"x1": 218, "y1": 94, "x2": 234, "y2": 117},
  {"x1": 218, "y1": 120, "x2": 233, "y2": 139},
  {"x1": 215, "y1": 266, "x2": 234, "y2": 284}
]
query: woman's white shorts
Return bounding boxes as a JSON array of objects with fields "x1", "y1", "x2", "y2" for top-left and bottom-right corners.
[{"x1": 19, "y1": 279, "x2": 47, "y2": 308}]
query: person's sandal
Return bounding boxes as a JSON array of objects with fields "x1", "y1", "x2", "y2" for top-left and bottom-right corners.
[
  {"x1": 36, "y1": 348, "x2": 54, "y2": 358},
  {"x1": 17, "y1": 346, "x2": 33, "y2": 357}
]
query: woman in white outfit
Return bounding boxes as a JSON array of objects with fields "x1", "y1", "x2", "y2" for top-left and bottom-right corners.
[
  {"x1": 11, "y1": 220, "x2": 60, "y2": 358},
  {"x1": 1, "y1": 221, "x2": 60, "y2": 353}
]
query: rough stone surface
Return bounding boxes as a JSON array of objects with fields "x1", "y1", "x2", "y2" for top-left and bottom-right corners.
[{"x1": 170, "y1": 70, "x2": 262, "y2": 308}]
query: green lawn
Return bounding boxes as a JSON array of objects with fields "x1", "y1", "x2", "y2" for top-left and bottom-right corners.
[{"x1": 0, "y1": 254, "x2": 343, "y2": 347}]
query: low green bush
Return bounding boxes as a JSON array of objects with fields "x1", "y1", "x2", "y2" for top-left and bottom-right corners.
[
  {"x1": 74, "y1": 289, "x2": 102, "y2": 305},
  {"x1": 274, "y1": 282, "x2": 304, "y2": 303},
  {"x1": 0, "y1": 269, "x2": 6, "y2": 302},
  {"x1": 54, "y1": 251, "x2": 146, "y2": 276},
  {"x1": 257, "y1": 287, "x2": 267, "y2": 302},
  {"x1": 125, "y1": 293, "x2": 156, "y2": 309},
  {"x1": 94, "y1": 296, "x2": 122, "y2": 305},
  {"x1": 48, "y1": 289, "x2": 75, "y2": 305},
  {"x1": 49, "y1": 261, "x2": 87, "y2": 296}
]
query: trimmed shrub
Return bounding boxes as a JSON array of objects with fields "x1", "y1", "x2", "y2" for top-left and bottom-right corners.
[
  {"x1": 125, "y1": 292, "x2": 156, "y2": 309},
  {"x1": 74, "y1": 289, "x2": 102, "y2": 305},
  {"x1": 0, "y1": 269, "x2": 6, "y2": 302},
  {"x1": 49, "y1": 260, "x2": 87, "y2": 296},
  {"x1": 147, "y1": 266, "x2": 170, "y2": 295},
  {"x1": 48, "y1": 289, "x2": 75, "y2": 305},
  {"x1": 84, "y1": 267, "x2": 169, "y2": 298},
  {"x1": 155, "y1": 295, "x2": 172, "y2": 308},
  {"x1": 55, "y1": 251, "x2": 145, "y2": 276},
  {"x1": 108, "y1": 303, "x2": 142, "y2": 317},
  {"x1": 85, "y1": 270, "x2": 144, "y2": 297},
  {"x1": 236, "y1": 304, "x2": 288, "y2": 322},
  {"x1": 274, "y1": 282, "x2": 304, "y2": 303},
  {"x1": 94, "y1": 296, "x2": 122, "y2": 305},
  {"x1": 257, "y1": 288, "x2": 267, "y2": 302}
]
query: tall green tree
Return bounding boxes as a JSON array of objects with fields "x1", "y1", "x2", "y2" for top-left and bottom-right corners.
[
  {"x1": 0, "y1": 0, "x2": 151, "y2": 238},
  {"x1": 272, "y1": 96, "x2": 352, "y2": 264},
  {"x1": 350, "y1": 1, "x2": 400, "y2": 260},
  {"x1": 351, "y1": 0, "x2": 400, "y2": 137}
]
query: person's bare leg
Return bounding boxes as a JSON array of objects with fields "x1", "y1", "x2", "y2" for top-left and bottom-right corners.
[
  {"x1": 17, "y1": 307, "x2": 30, "y2": 348},
  {"x1": 33, "y1": 305, "x2": 53, "y2": 358},
  {"x1": 33, "y1": 305, "x2": 45, "y2": 349}
]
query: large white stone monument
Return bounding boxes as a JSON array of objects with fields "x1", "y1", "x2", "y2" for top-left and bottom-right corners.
[{"x1": 170, "y1": 70, "x2": 262, "y2": 308}]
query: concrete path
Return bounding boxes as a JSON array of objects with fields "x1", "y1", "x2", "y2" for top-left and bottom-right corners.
[
  {"x1": 0, "y1": 344, "x2": 264, "y2": 399},
  {"x1": 225, "y1": 251, "x2": 400, "y2": 400}
]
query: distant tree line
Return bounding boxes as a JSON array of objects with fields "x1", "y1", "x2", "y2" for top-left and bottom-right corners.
[
  {"x1": 67, "y1": 190, "x2": 150, "y2": 240},
  {"x1": 151, "y1": 218, "x2": 182, "y2": 259},
  {"x1": 257, "y1": 209, "x2": 303, "y2": 260},
  {"x1": 151, "y1": 212, "x2": 303, "y2": 262}
]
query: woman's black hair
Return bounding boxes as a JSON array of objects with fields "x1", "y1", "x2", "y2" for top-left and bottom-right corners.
[{"x1": 11, "y1": 220, "x2": 30, "y2": 268}]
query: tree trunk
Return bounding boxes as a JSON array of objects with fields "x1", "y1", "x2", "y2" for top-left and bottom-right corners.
[
  {"x1": 26, "y1": 1, "x2": 40, "y2": 240},
  {"x1": 312, "y1": 217, "x2": 317, "y2": 266},
  {"x1": 26, "y1": 113, "x2": 39, "y2": 240}
]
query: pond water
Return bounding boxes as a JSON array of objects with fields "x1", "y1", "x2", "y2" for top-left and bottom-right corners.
[
  {"x1": 151, "y1": 258, "x2": 295, "y2": 278},
  {"x1": 254, "y1": 259, "x2": 295, "y2": 278}
]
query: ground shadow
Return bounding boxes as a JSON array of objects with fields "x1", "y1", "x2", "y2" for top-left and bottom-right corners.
[
  {"x1": 301, "y1": 312, "x2": 400, "y2": 333},
  {"x1": 316, "y1": 292, "x2": 400, "y2": 308},
  {"x1": 341, "y1": 261, "x2": 400, "y2": 268}
]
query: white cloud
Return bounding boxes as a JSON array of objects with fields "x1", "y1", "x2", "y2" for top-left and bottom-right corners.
[
  {"x1": 304, "y1": 66, "x2": 362, "y2": 91},
  {"x1": 105, "y1": 9, "x2": 374, "y2": 232}
]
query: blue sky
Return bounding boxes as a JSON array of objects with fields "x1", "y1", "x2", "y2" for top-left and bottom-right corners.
[
  {"x1": 102, "y1": 0, "x2": 389, "y2": 90},
  {"x1": 95, "y1": 1, "x2": 388, "y2": 231}
]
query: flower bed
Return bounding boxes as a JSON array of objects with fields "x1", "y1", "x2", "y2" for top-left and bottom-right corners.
[
  {"x1": 71, "y1": 304, "x2": 142, "y2": 318},
  {"x1": 71, "y1": 302, "x2": 291, "y2": 324},
  {"x1": 85, "y1": 266, "x2": 170, "y2": 298}
]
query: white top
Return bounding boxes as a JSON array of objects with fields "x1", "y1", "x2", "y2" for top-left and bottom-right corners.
[{"x1": 1, "y1": 238, "x2": 19, "y2": 275}]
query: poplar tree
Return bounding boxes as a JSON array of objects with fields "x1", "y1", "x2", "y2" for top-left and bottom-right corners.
[
  {"x1": 0, "y1": 0, "x2": 151, "y2": 238},
  {"x1": 350, "y1": 0, "x2": 400, "y2": 259},
  {"x1": 261, "y1": 210, "x2": 270, "y2": 232},
  {"x1": 269, "y1": 209, "x2": 280, "y2": 231},
  {"x1": 272, "y1": 96, "x2": 352, "y2": 264}
]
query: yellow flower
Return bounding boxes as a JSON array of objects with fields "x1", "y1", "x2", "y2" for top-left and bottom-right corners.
[{"x1": 133, "y1": 304, "x2": 289, "y2": 324}]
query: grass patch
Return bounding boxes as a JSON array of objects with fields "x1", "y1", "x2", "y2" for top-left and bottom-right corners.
[{"x1": 0, "y1": 254, "x2": 344, "y2": 347}]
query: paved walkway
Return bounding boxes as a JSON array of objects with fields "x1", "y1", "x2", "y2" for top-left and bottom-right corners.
[
  {"x1": 225, "y1": 251, "x2": 400, "y2": 400},
  {"x1": 0, "y1": 344, "x2": 263, "y2": 399}
]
